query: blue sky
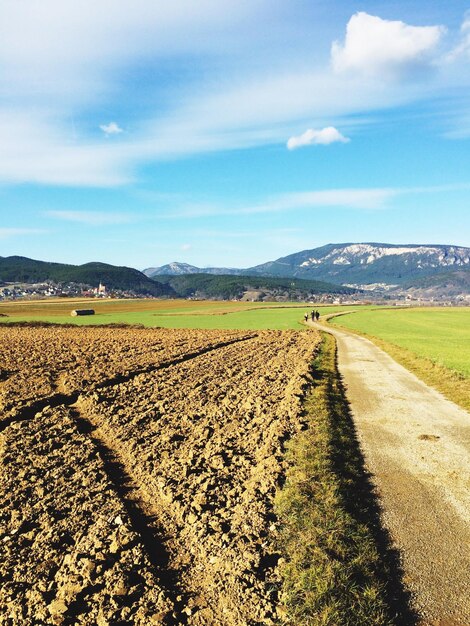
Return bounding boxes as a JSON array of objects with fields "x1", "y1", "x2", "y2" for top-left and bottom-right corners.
[{"x1": 1, "y1": 0, "x2": 470, "y2": 270}]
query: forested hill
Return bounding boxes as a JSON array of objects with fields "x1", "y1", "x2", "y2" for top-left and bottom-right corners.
[
  {"x1": 153, "y1": 273, "x2": 356, "y2": 300},
  {"x1": 0, "y1": 256, "x2": 172, "y2": 296},
  {"x1": 0, "y1": 256, "x2": 357, "y2": 300}
]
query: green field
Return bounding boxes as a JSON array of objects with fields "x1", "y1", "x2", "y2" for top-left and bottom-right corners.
[
  {"x1": 0, "y1": 298, "x2": 366, "y2": 330},
  {"x1": 330, "y1": 307, "x2": 470, "y2": 377}
]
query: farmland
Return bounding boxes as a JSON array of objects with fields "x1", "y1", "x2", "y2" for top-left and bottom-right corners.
[
  {"x1": 0, "y1": 325, "x2": 319, "y2": 625},
  {"x1": 0, "y1": 298, "x2": 365, "y2": 330},
  {"x1": 3, "y1": 303, "x2": 467, "y2": 623}
]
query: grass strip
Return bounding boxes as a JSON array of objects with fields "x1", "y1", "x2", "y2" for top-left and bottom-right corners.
[
  {"x1": 360, "y1": 336, "x2": 470, "y2": 414},
  {"x1": 275, "y1": 333, "x2": 412, "y2": 626},
  {"x1": 359, "y1": 336, "x2": 470, "y2": 413}
]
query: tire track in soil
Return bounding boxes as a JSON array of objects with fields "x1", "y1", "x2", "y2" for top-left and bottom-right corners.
[
  {"x1": 0, "y1": 334, "x2": 256, "y2": 433},
  {"x1": 82, "y1": 332, "x2": 317, "y2": 626},
  {"x1": 0, "y1": 334, "x2": 259, "y2": 625},
  {"x1": 1, "y1": 329, "x2": 317, "y2": 625},
  {"x1": 69, "y1": 403, "x2": 190, "y2": 626},
  {"x1": 0, "y1": 404, "x2": 176, "y2": 625}
]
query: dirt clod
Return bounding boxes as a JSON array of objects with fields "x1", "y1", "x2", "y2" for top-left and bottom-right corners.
[{"x1": 0, "y1": 326, "x2": 319, "y2": 625}]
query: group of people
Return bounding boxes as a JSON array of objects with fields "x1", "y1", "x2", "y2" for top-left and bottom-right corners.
[{"x1": 304, "y1": 309, "x2": 320, "y2": 322}]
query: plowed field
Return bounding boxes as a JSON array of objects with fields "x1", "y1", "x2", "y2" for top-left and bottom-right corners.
[{"x1": 0, "y1": 326, "x2": 319, "y2": 626}]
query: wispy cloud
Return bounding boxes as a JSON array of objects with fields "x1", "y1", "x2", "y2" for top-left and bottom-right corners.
[
  {"x1": 0, "y1": 228, "x2": 46, "y2": 239},
  {"x1": 0, "y1": 4, "x2": 466, "y2": 187},
  {"x1": 332, "y1": 12, "x2": 445, "y2": 78},
  {"x1": 287, "y1": 126, "x2": 349, "y2": 150},
  {"x1": 161, "y1": 187, "x2": 398, "y2": 218},
  {"x1": 0, "y1": 110, "x2": 133, "y2": 186},
  {"x1": 0, "y1": 0, "x2": 258, "y2": 101},
  {"x1": 45, "y1": 210, "x2": 132, "y2": 225},
  {"x1": 159, "y1": 183, "x2": 470, "y2": 219},
  {"x1": 0, "y1": 1, "x2": 267, "y2": 186},
  {"x1": 250, "y1": 188, "x2": 396, "y2": 213},
  {"x1": 446, "y1": 12, "x2": 470, "y2": 62}
]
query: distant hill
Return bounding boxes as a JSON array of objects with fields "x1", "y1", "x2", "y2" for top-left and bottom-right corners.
[
  {"x1": 399, "y1": 268, "x2": 470, "y2": 299},
  {"x1": 153, "y1": 273, "x2": 356, "y2": 300},
  {"x1": 0, "y1": 256, "x2": 173, "y2": 296},
  {"x1": 4, "y1": 242, "x2": 469, "y2": 300},
  {"x1": 0, "y1": 256, "x2": 356, "y2": 301},
  {"x1": 146, "y1": 243, "x2": 470, "y2": 289},
  {"x1": 144, "y1": 262, "x2": 243, "y2": 277}
]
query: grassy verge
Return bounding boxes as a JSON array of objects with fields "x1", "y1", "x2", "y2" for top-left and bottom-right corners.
[
  {"x1": 328, "y1": 317, "x2": 470, "y2": 413},
  {"x1": 360, "y1": 336, "x2": 470, "y2": 414},
  {"x1": 275, "y1": 333, "x2": 412, "y2": 626}
]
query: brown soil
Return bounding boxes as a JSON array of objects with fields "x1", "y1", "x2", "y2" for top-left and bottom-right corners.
[{"x1": 0, "y1": 326, "x2": 319, "y2": 626}]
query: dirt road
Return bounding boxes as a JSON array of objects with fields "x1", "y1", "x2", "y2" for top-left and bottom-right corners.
[{"x1": 310, "y1": 320, "x2": 470, "y2": 625}]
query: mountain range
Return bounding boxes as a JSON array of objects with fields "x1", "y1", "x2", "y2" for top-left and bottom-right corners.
[
  {"x1": 1, "y1": 243, "x2": 469, "y2": 300},
  {"x1": 145, "y1": 243, "x2": 470, "y2": 288},
  {"x1": 0, "y1": 255, "x2": 352, "y2": 300}
]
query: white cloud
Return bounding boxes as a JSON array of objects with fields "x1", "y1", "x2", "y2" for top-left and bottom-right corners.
[
  {"x1": 0, "y1": 4, "x2": 464, "y2": 187},
  {"x1": 0, "y1": 109, "x2": 133, "y2": 186},
  {"x1": 100, "y1": 122, "x2": 123, "y2": 135},
  {"x1": 0, "y1": 228, "x2": 46, "y2": 239},
  {"x1": 446, "y1": 13, "x2": 470, "y2": 62},
  {"x1": 0, "y1": 0, "x2": 259, "y2": 102},
  {"x1": 287, "y1": 126, "x2": 349, "y2": 150},
  {"x1": 331, "y1": 12, "x2": 444, "y2": 78},
  {"x1": 181, "y1": 243, "x2": 192, "y2": 251},
  {"x1": 46, "y1": 211, "x2": 132, "y2": 225}
]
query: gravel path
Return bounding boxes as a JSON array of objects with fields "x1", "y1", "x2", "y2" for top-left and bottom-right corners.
[{"x1": 310, "y1": 320, "x2": 470, "y2": 626}]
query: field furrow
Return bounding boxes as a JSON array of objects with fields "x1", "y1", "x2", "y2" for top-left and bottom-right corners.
[
  {"x1": 0, "y1": 405, "x2": 175, "y2": 626},
  {"x1": 0, "y1": 326, "x2": 255, "y2": 423},
  {"x1": 0, "y1": 327, "x2": 320, "y2": 626}
]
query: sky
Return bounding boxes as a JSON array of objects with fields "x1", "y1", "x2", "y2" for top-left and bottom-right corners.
[{"x1": 1, "y1": 0, "x2": 470, "y2": 270}]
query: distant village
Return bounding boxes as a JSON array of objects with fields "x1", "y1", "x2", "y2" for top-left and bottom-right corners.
[
  {"x1": 0, "y1": 279, "x2": 467, "y2": 306},
  {"x1": 0, "y1": 281, "x2": 143, "y2": 301}
]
